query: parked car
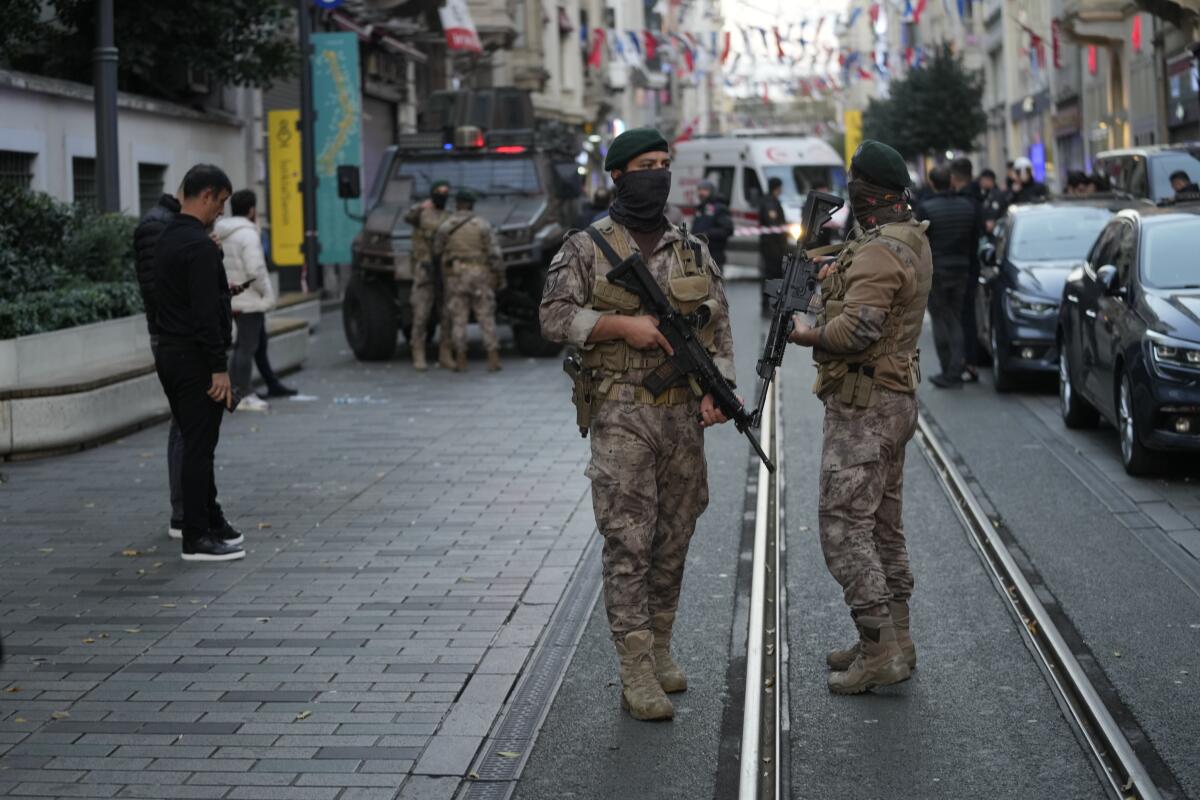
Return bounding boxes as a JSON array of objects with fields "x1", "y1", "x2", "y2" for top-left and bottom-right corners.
[
  {"x1": 977, "y1": 199, "x2": 1129, "y2": 391},
  {"x1": 1057, "y1": 202, "x2": 1200, "y2": 474},
  {"x1": 1092, "y1": 146, "x2": 1200, "y2": 203}
]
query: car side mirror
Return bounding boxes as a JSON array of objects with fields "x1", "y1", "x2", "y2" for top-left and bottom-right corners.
[
  {"x1": 337, "y1": 165, "x2": 361, "y2": 199},
  {"x1": 1096, "y1": 264, "x2": 1121, "y2": 295}
]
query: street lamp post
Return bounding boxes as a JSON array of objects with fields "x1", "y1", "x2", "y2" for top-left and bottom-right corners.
[
  {"x1": 297, "y1": 0, "x2": 322, "y2": 291},
  {"x1": 93, "y1": 0, "x2": 120, "y2": 212}
]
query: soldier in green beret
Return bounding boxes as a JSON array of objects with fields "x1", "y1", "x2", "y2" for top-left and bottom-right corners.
[
  {"x1": 434, "y1": 188, "x2": 504, "y2": 371},
  {"x1": 540, "y1": 128, "x2": 738, "y2": 720},
  {"x1": 404, "y1": 180, "x2": 454, "y2": 371},
  {"x1": 787, "y1": 139, "x2": 933, "y2": 694}
]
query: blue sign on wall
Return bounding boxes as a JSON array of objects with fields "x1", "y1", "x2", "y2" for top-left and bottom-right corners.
[{"x1": 311, "y1": 32, "x2": 361, "y2": 265}]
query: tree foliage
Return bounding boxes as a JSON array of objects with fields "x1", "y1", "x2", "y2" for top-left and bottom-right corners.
[
  {"x1": 861, "y1": 44, "x2": 986, "y2": 160},
  {"x1": 5, "y1": 0, "x2": 297, "y2": 101}
]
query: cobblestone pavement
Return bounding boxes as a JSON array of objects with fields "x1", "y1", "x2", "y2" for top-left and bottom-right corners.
[{"x1": 0, "y1": 318, "x2": 593, "y2": 800}]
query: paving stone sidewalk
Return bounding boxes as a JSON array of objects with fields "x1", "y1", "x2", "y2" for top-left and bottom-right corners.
[{"x1": 0, "y1": 320, "x2": 594, "y2": 800}]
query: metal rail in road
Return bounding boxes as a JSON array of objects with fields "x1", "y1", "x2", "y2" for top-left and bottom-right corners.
[
  {"x1": 739, "y1": 380, "x2": 785, "y2": 800},
  {"x1": 915, "y1": 413, "x2": 1165, "y2": 800}
]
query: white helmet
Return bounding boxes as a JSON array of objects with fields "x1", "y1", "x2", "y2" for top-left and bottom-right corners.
[{"x1": 1013, "y1": 156, "x2": 1034, "y2": 172}]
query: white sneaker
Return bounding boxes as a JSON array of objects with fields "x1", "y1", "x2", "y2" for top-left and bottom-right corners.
[{"x1": 237, "y1": 395, "x2": 270, "y2": 412}]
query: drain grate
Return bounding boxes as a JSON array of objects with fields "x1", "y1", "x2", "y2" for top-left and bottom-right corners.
[{"x1": 461, "y1": 533, "x2": 603, "y2": 800}]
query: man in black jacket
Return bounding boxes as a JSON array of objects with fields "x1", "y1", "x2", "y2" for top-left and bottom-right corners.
[
  {"x1": 916, "y1": 165, "x2": 978, "y2": 388},
  {"x1": 153, "y1": 164, "x2": 243, "y2": 562},
  {"x1": 691, "y1": 180, "x2": 734, "y2": 267},
  {"x1": 757, "y1": 176, "x2": 788, "y2": 281},
  {"x1": 134, "y1": 193, "x2": 186, "y2": 538},
  {"x1": 950, "y1": 157, "x2": 985, "y2": 382}
]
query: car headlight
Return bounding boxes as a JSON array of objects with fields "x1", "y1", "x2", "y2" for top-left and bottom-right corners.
[
  {"x1": 1149, "y1": 334, "x2": 1200, "y2": 370},
  {"x1": 1005, "y1": 289, "x2": 1058, "y2": 319}
]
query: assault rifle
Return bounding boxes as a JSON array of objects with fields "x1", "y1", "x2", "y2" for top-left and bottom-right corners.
[
  {"x1": 751, "y1": 191, "x2": 846, "y2": 428},
  {"x1": 606, "y1": 255, "x2": 774, "y2": 472}
]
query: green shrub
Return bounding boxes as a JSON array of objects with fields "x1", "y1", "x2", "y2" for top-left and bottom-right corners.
[
  {"x1": 0, "y1": 282, "x2": 144, "y2": 339},
  {"x1": 63, "y1": 208, "x2": 138, "y2": 284},
  {"x1": 0, "y1": 187, "x2": 73, "y2": 294}
]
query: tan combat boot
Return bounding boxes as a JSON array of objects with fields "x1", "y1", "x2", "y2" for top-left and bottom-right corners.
[
  {"x1": 412, "y1": 348, "x2": 428, "y2": 372},
  {"x1": 437, "y1": 339, "x2": 455, "y2": 370},
  {"x1": 455, "y1": 351, "x2": 468, "y2": 372},
  {"x1": 827, "y1": 615, "x2": 911, "y2": 695},
  {"x1": 827, "y1": 601, "x2": 916, "y2": 672},
  {"x1": 487, "y1": 350, "x2": 502, "y2": 372},
  {"x1": 615, "y1": 630, "x2": 674, "y2": 721},
  {"x1": 650, "y1": 612, "x2": 687, "y2": 693}
]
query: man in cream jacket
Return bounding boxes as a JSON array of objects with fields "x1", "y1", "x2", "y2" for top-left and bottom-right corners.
[{"x1": 214, "y1": 190, "x2": 296, "y2": 411}]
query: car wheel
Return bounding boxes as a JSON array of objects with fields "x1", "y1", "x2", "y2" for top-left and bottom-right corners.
[
  {"x1": 1118, "y1": 371, "x2": 1154, "y2": 475},
  {"x1": 1058, "y1": 341, "x2": 1098, "y2": 429},
  {"x1": 342, "y1": 276, "x2": 398, "y2": 361},
  {"x1": 990, "y1": 315, "x2": 1014, "y2": 393}
]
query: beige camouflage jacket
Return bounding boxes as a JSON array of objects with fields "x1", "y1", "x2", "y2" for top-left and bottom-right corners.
[
  {"x1": 404, "y1": 203, "x2": 449, "y2": 264},
  {"x1": 433, "y1": 212, "x2": 503, "y2": 272},
  {"x1": 539, "y1": 222, "x2": 736, "y2": 386}
]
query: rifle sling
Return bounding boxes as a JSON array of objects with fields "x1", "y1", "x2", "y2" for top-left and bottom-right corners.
[
  {"x1": 806, "y1": 242, "x2": 845, "y2": 258},
  {"x1": 586, "y1": 225, "x2": 624, "y2": 268}
]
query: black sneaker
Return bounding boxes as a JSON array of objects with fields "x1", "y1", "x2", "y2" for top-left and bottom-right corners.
[
  {"x1": 261, "y1": 385, "x2": 298, "y2": 398},
  {"x1": 181, "y1": 535, "x2": 245, "y2": 562},
  {"x1": 210, "y1": 520, "x2": 245, "y2": 547},
  {"x1": 929, "y1": 373, "x2": 964, "y2": 389}
]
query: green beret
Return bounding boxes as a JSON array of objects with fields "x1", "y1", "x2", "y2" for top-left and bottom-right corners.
[
  {"x1": 851, "y1": 140, "x2": 911, "y2": 190},
  {"x1": 455, "y1": 188, "x2": 477, "y2": 203},
  {"x1": 604, "y1": 127, "x2": 670, "y2": 172},
  {"x1": 431, "y1": 180, "x2": 450, "y2": 192}
]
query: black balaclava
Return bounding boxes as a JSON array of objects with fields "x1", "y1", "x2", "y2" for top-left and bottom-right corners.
[{"x1": 608, "y1": 168, "x2": 671, "y2": 232}]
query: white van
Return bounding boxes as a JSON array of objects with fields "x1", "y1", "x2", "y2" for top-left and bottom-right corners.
[{"x1": 670, "y1": 135, "x2": 849, "y2": 258}]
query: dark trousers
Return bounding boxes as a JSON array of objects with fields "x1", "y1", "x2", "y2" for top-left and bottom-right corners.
[
  {"x1": 232, "y1": 312, "x2": 285, "y2": 395},
  {"x1": 961, "y1": 265, "x2": 980, "y2": 368},
  {"x1": 760, "y1": 236, "x2": 787, "y2": 279},
  {"x1": 929, "y1": 270, "x2": 968, "y2": 379},
  {"x1": 154, "y1": 344, "x2": 225, "y2": 542},
  {"x1": 151, "y1": 337, "x2": 184, "y2": 523}
]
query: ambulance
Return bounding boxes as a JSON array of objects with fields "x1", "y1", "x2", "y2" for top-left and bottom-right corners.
[{"x1": 669, "y1": 134, "x2": 849, "y2": 263}]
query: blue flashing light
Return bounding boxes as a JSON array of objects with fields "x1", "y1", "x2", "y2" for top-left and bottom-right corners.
[{"x1": 443, "y1": 143, "x2": 454, "y2": 151}]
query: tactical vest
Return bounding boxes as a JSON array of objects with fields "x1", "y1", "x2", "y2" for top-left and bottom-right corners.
[
  {"x1": 411, "y1": 206, "x2": 447, "y2": 263},
  {"x1": 813, "y1": 219, "x2": 932, "y2": 405},
  {"x1": 566, "y1": 218, "x2": 719, "y2": 432},
  {"x1": 442, "y1": 215, "x2": 489, "y2": 267}
]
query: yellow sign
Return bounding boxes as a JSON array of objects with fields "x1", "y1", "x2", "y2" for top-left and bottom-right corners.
[
  {"x1": 844, "y1": 110, "x2": 863, "y2": 168},
  {"x1": 267, "y1": 110, "x2": 303, "y2": 267}
]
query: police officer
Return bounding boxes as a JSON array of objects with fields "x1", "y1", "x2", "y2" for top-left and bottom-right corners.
[
  {"x1": 540, "y1": 128, "x2": 737, "y2": 721},
  {"x1": 787, "y1": 140, "x2": 932, "y2": 695},
  {"x1": 691, "y1": 180, "x2": 734, "y2": 267},
  {"x1": 758, "y1": 176, "x2": 788, "y2": 281},
  {"x1": 433, "y1": 189, "x2": 504, "y2": 372},
  {"x1": 404, "y1": 180, "x2": 454, "y2": 371}
]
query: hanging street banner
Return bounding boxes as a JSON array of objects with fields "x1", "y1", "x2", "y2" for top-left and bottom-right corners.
[
  {"x1": 267, "y1": 109, "x2": 304, "y2": 267},
  {"x1": 843, "y1": 109, "x2": 862, "y2": 167},
  {"x1": 439, "y1": 0, "x2": 483, "y2": 53},
  {"x1": 312, "y1": 32, "x2": 362, "y2": 265}
]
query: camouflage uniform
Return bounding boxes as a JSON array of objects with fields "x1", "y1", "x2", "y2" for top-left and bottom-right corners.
[
  {"x1": 540, "y1": 218, "x2": 735, "y2": 640},
  {"x1": 404, "y1": 203, "x2": 450, "y2": 359},
  {"x1": 434, "y1": 212, "x2": 504, "y2": 356},
  {"x1": 812, "y1": 218, "x2": 932, "y2": 613}
]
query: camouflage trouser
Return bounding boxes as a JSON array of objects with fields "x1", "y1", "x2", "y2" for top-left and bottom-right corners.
[
  {"x1": 409, "y1": 263, "x2": 437, "y2": 354},
  {"x1": 818, "y1": 387, "x2": 918, "y2": 613},
  {"x1": 586, "y1": 398, "x2": 709, "y2": 640},
  {"x1": 445, "y1": 262, "x2": 498, "y2": 353}
]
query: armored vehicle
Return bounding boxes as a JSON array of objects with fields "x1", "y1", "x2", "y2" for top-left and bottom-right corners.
[{"x1": 343, "y1": 89, "x2": 580, "y2": 360}]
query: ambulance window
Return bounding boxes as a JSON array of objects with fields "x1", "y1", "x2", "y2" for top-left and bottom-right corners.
[
  {"x1": 703, "y1": 167, "x2": 735, "y2": 202},
  {"x1": 742, "y1": 168, "x2": 764, "y2": 205}
]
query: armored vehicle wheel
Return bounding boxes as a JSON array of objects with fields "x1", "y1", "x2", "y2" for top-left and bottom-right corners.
[
  {"x1": 343, "y1": 276, "x2": 398, "y2": 361},
  {"x1": 513, "y1": 322, "x2": 563, "y2": 357}
]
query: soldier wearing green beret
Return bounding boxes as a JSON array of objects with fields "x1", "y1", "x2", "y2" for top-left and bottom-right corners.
[
  {"x1": 433, "y1": 188, "x2": 504, "y2": 371},
  {"x1": 540, "y1": 127, "x2": 738, "y2": 721},
  {"x1": 405, "y1": 180, "x2": 454, "y2": 371},
  {"x1": 787, "y1": 139, "x2": 933, "y2": 694}
]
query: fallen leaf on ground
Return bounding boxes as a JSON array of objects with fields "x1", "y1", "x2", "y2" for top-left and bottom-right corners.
[
  {"x1": 468, "y1": 771, "x2": 479, "y2": 781},
  {"x1": 4, "y1": 687, "x2": 19, "y2": 693},
  {"x1": 14, "y1": 717, "x2": 27, "y2": 723},
  {"x1": 160, "y1": 603, "x2": 176, "y2": 608},
  {"x1": 81, "y1": 638, "x2": 95, "y2": 644},
  {"x1": 295, "y1": 710, "x2": 312, "y2": 721},
  {"x1": 124, "y1": 629, "x2": 140, "y2": 634},
  {"x1": 122, "y1": 549, "x2": 140, "y2": 557},
  {"x1": 38, "y1": 547, "x2": 54, "y2": 554},
  {"x1": 257, "y1": 522, "x2": 272, "y2": 529},
  {"x1": 51, "y1": 711, "x2": 70, "y2": 719},
  {"x1": 497, "y1": 751, "x2": 521, "y2": 758},
  {"x1": 256, "y1": 618, "x2": 270, "y2": 623},
  {"x1": 99, "y1": 633, "x2": 109, "y2": 639}
]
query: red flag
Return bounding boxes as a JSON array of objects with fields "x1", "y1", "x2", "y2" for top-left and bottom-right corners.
[
  {"x1": 1051, "y1": 19, "x2": 1062, "y2": 68},
  {"x1": 588, "y1": 28, "x2": 605, "y2": 69},
  {"x1": 869, "y1": 3, "x2": 880, "y2": 25},
  {"x1": 721, "y1": 30, "x2": 731, "y2": 64},
  {"x1": 773, "y1": 26, "x2": 785, "y2": 61},
  {"x1": 1087, "y1": 44, "x2": 1097, "y2": 75},
  {"x1": 858, "y1": 66, "x2": 873, "y2": 80},
  {"x1": 913, "y1": 0, "x2": 927, "y2": 23},
  {"x1": 1132, "y1": 15, "x2": 1142, "y2": 52},
  {"x1": 644, "y1": 30, "x2": 656, "y2": 60}
]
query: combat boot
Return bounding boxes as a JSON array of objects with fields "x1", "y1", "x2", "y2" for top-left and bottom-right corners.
[
  {"x1": 487, "y1": 350, "x2": 502, "y2": 372},
  {"x1": 437, "y1": 339, "x2": 455, "y2": 370},
  {"x1": 412, "y1": 349, "x2": 428, "y2": 372},
  {"x1": 827, "y1": 615, "x2": 911, "y2": 695},
  {"x1": 827, "y1": 601, "x2": 916, "y2": 672},
  {"x1": 455, "y1": 351, "x2": 468, "y2": 372},
  {"x1": 650, "y1": 612, "x2": 687, "y2": 693},
  {"x1": 615, "y1": 630, "x2": 674, "y2": 721}
]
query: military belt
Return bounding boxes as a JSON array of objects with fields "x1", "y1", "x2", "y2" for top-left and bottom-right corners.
[{"x1": 606, "y1": 384, "x2": 695, "y2": 406}]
